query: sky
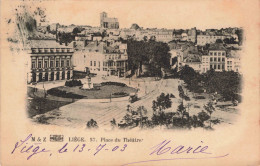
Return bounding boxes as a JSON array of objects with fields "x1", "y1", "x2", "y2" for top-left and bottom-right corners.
[{"x1": 17, "y1": 0, "x2": 245, "y2": 30}]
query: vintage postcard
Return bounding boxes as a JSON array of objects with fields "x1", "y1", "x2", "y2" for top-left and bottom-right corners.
[{"x1": 0, "y1": 0, "x2": 259, "y2": 165}]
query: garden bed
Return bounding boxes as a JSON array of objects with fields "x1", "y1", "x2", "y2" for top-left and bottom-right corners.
[{"x1": 48, "y1": 84, "x2": 137, "y2": 99}]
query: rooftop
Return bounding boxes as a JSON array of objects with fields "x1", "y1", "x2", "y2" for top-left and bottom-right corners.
[{"x1": 28, "y1": 40, "x2": 72, "y2": 48}]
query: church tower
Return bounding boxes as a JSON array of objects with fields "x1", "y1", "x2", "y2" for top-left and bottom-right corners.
[{"x1": 100, "y1": 12, "x2": 107, "y2": 28}]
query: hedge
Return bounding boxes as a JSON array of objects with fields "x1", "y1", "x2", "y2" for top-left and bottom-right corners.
[{"x1": 101, "y1": 82, "x2": 126, "y2": 87}]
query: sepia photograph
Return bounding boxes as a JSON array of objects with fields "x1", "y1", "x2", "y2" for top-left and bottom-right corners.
[{"x1": 8, "y1": 2, "x2": 243, "y2": 130}]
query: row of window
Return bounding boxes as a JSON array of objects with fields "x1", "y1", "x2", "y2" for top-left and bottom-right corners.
[
  {"x1": 227, "y1": 61, "x2": 232, "y2": 64},
  {"x1": 198, "y1": 36, "x2": 224, "y2": 39},
  {"x1": 90, "y1": 61, "x2": 125, "y2": 67},
  {"x1": 209, "y1": 52, "x2": 226, "y2": 56},
  {"x1": 32, "y1": 60, "x2": 70, "y2": 69},
  {"x1": 105, "y1": 54, "x2": 122, "y2": 60},
  {"x1": 210, "y1": 57, "x2": 225, "y2": 62},
  {"x1": 210, "y1": 64, "x2": 225, "y2": 70}
]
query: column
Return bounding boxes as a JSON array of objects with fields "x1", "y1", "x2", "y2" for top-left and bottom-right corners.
[
  {"x1": 59, "y1": 71, "x2": 62, "y2": 80},
  {"x1": 48, "y1": 57, "x2": 50, "y2": 68},
  {"x1": 59, "y1": 56, "x2": 62, "y2": 68},
  {"x1": 36, "y1": 73, "x2": 39, "y2": 82},
  {"x1": 43, "y1": 58, "x2": 45, "y2": 68},
  {"x1": 42, "y1": 72, "x2": 45, "y2": 81},
  {"x1": 36, "y1": 57, "x2": 38, "y2": 68},
  {"x1": 54, "y1": 71, "x2": 57, "y2": 80},
  {"x1": 48, "y1": 72, "x2": 52, "y2": 81},
  {"x1": 70, "y1": 70, "x2": 73, "y2": 79},
  {"x1": 54, "y1": 56, "x2": 56, "y2": 68}
]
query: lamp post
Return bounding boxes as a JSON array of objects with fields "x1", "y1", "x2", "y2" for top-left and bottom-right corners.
[{"x1": 42, "y1": 76, "x2": 46, "y2": 98}]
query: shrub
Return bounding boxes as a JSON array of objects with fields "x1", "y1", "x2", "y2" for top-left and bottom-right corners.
[
  {"x1": 65, "y1": 80, "x2": 83, "y2": 87},
  {"x1": 170, "y1": 93, "x2": 175, "y2": 98},
  {"x1": 198, "y1": 111, "x2": 210, "y2": 124},
  {"x1": 113, "y1": 92, "x2": 128, "y2": 96},
  {"x1": 129, "y1": 94, "x2": 139, "y2": 103},
  {"x1": 101, "y1": 82, "x2": 126, "y2": 87},
  {"x1": 152, "y1": 93, "x2": 172, "y2": 112},
  {"x1": 194, "y1": 96, "x2": 206, "y2": 99},
  {"x1": 86, "y1": 119, "x2": 98, "y2": 129},
  {"x1": 47, "y1": 88, "x2": 84, "y2": 99}
]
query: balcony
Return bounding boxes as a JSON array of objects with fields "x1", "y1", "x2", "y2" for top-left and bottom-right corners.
[
  {"x1": 44, "y1": 48, "x2": 50, "y2": 53},
  {"x1": 31, "y1": 48, "x2": 74, "y2": 54}
]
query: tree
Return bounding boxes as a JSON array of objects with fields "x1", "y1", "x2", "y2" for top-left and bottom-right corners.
[
  {"x1": 72, "y1": 27, "x2": 81, "y2": 34},
  {"x1": 152, "y1": 93, "x2": 172, "y2": 113},
  {"x1": 235, "y1": 29, "x2": 243, "y2": 45},
  {"x1": 110, "y1": 118, "x2": 117, "y2": 128},
  {"x1": 123, "y1": 114, "x2": 132, "y2": 124},
  {"x1": 151, "y1": 93, "x2": 172, "y2": 126},
  {"x1": 137, "y1": 106, "x2": 147, "y2": 127},
  {"x1": 177, "y1": 102, "x2": 188, "y2": 120},
  {"x1": 86, "y1": 119, "x2": 98, "y2": 129},
  {"x1": 197, "y1": 111, "x2": 210, "y2": 126},
  {"x1": 203, "y1": 101, "x2": 215, "y2": 128},
  {"x1": 143, "y1": 36, "x2": 148, "y2": 42},
  {"x1": 149, "y1": 36, "x2": 156, "y2": 41},
  {"x1": 216, "y1": 39, "x2": 223, "y2": 44},
  {"x1": 127, "y1": 40, "x2": 171, "y2": 76}
]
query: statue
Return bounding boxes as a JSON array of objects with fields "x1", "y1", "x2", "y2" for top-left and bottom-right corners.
[{"x1": 82, "y1": 76, "x2": 93, "y2": 89}]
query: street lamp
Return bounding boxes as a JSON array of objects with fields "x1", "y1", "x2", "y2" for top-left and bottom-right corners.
[{"x1": 42, "y1": 76, "x2": 46, "y2": 98}]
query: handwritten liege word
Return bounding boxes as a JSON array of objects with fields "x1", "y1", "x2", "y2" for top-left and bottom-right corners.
[{"x1": 11, "y1": 134, "x2": 128, "y2": 160}]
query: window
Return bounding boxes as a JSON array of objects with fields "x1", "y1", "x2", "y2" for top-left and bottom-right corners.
[
  {"x1": 38, "y1": 61, "x2": 42, "y2": 68},
  {"x1": 94, "y1": 61, "x2": 96, "y2": 66},
  {"x1": 210, "y1": 57, "x2": 213, "y2": 62},
  {"x1": 98, "y1": 61, "x2": 100, "y2": 67},
  {"x1": 50, "y1": 61, "x2": 54, "y2": 68},
  {"x1": 67, "y1": 60, "x2": 70, "y2": 66},
  {"x1": 214, "y1": 64, "x2": 216, "y2": 69},
  {"x1": 61, "y1": 60, "x2": 64, "y2": 67},
  {"x1": 90, "y1": 61, "x2": 92, "y2": 66},
  {"x1": 32, "y1": 61, "x2": 36, "y2": 69},
  {"x1": 44, "y1": 61, "x2": 48, "y2": 68},
  {"x1": 222, "y1": 64, "x2": 225, "y2": 70},
  {"x1": 218, "y1": 65, "x2": 220, "y2": 69},
  {"x1": 210, "y1": 64, "x2": 213, "y2": 69},
  {"x1": 214, "y1": 52, "x2": 217, "y2": 56},
  {"x1": 218, "y1": 52, "x2": 221, "y2": 56},
  {"x1": 218, "y1": 58, "x2": 221, "y2": 62},
  {"x1": 210, "y1": 52, "x2": 213, "y2": 56},
  {"x1": 222, "y1": 58, "x2": 225, "y2": 62},
  {"x1": 214, "y1": 58, "x2": 217, "y2": 61},
  {"x1": 56, "y1": 61, "x2": 59, "y2": 67},
  {"x1": 222, "y1": 52, "x2": 225, "y2": 56}
]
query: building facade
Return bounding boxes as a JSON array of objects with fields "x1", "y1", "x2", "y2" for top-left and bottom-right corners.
[
  {"x1": 29, "y1": 41, "x2": 74, "y2": 83},
  {"x1": 73, "y1": 41, "x2": 128, "y2": 77},
  {"x1": 197, "y1": 35, "x2": 231, "y2": 45},
  {"x1": 225, "y1": 50, "x2": 241, "y2": 73},
  {"x1": 201, "y1": 50, "x2": 226, "y2": 73}
]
